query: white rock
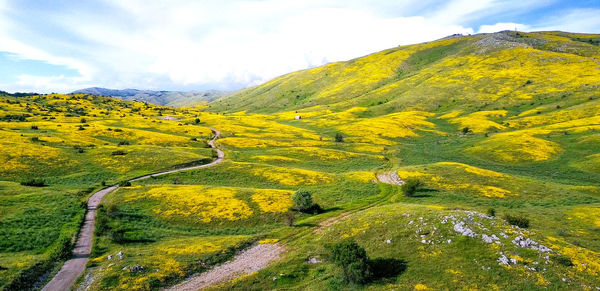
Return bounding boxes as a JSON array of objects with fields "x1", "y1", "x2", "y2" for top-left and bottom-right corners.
[{"x1": 453, "y1": 222, "x2": 477, "y2": 237}]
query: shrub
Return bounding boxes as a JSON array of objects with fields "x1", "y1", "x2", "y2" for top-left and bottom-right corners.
[
  {"x1": 118, "y1": 140, "x2": 130, "y2": 146},
  {"x1": 194, "y1": 118, "x2": 200, "y2": 124},
  {"x1": 307, "y1": 203, "x2": 324, "y2": 214},
  {"x1": 401, "y1": 178, "x2": 422, "y2": 197},
  {"x1": 504, "y1": 214, "x2": 530, "y2": 228},
  {"x1": 80, "y1": 118, "x2": 86, "y2": 123},
  {"x1": 111, "y1": 150, "x2": 127, "y2": 156},
  {"x1": 30, "y1": 136, "x2": 40, "y2": 142},
  {"x1": 334, "y1": 133, "x2": 344, "y2": 142},
  {"x1": 292, "y1": 190, "x2": 313, "y2": 212},
  {"x1": 461, "y1": 127, "x2": 471, "y2": 134},
  {"x1": 328, "y1": 239, "x2": 371, "y2": 284},
  {"x1": 284, "y1": 211, "x2": 296, "y2": 226},
  {"x1": 30, "y1": 125, "x2": 38, "y2": 130},
  {"x1": 554, "y1": 255, "x2": 574, "y2": 267},
  {"x1": 78, "y1": 125, "x2": 85, "y2": 130},
  {"x1": 20, "y1": 179, "x2": 47, "y2": 187},
  {"x1": 119, "y1": 181, "x2": 131, "y2": 187},
  {"x1": 486, "y1": 208, "x2": 496, "y2": 217}
]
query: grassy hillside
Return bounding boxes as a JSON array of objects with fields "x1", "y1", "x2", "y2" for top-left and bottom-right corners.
[
  {"x1": 211, "y1": 31, "x2": 599, "y2": 114},
  {"x1": 1, "y1": 30, "x2": 599, "y2": 290},
  {"x1": 0, "y1": 93, "x2": 215, "y2": 289}
]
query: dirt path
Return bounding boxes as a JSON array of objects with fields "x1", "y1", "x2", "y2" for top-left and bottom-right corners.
[
  {"x1": 314, "y1": 212, "x2": 353, "y2": 234},
  {"x1": 377, "y1": 171, "x2": 405, "y2": 186},
  {"x1": 164, "y1": 243, "x2": 285, "y2": 291},
  {"x1": 42, "y1": 128, "x2": 224, "y2": 291}
]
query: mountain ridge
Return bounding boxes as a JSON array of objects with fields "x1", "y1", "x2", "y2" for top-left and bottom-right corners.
[
  {"x1": 210, "y1": 30, "x2": 600, "y2": 114},
  {"x1": 72, "y1": 87, "x2": 228, "y2": 107}
]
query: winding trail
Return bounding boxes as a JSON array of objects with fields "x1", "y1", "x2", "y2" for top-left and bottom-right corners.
[
  {"x1": 164, "y1": 243, "x2": 285, "y2": 291},
  {"x1": 42, "y1": 129, "x2": 224, "y2": 291}
]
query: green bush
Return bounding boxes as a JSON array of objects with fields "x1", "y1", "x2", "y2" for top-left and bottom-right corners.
[
  {"x1": 334, "y1": 132, "x2": 344, "y2": 142},
  {"x1": 119, "y1": 181, "x2": 132, "y2": 187},
  {"x1": 401, "y1": 178, "x2": 422, "y2": 197},
  {"x1": 554, "y1": 255, "x2": 574, "y2": 267},
  {"x1": 328, "y1": 239, "x2": 371, "y2": 284},
  {"x1": 504, "y1": 214, "x2": 530, "y2": 228},
  {"x1": 486, "y1": 208, "x2": 496, "y2": 217},
  {"x1": 291, "y1": 190, "x2": 313, "y2": 212},
  {"x1": 20, "y1": 179, "x2": 47, "y2": 187},
  {"x1": 111, "y1": 150, "x2": 127, "y2": 156}
]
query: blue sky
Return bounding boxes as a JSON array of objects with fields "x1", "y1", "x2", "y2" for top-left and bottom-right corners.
[{"x1": 1, "y1": 0, "x2": 599, "y2": 93}]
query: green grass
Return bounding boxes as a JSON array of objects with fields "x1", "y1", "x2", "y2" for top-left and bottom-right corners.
[{"x1": 3, "y1": 31, "x2": 600, "y2": 290}]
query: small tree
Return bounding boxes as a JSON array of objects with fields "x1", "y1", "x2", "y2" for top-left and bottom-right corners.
[
  {"x1": 335, "y1": 133, "x2": 344, "y2": 142},
  {"x1": 401, "y1": 178, "x2": 422, "y2": 197},
  {"x1": 461, "y1": 127, "x2": 471, "y2": 134},
  {"x1": 194, "y1": 118, "x2": 201, "y2": 124},
  {"x1": 328, "y1": 239, "x2": 372, "y2": 284},
  {"x1": 292, "y1": 190, "x2": 313, "y2": 212}
]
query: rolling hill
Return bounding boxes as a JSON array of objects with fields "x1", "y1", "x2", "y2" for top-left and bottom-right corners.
[
  {"x1": 211, "y1": 31, "x2": 600, "y2": 114},
  {"x1": 72, "y1": 87, "x2": 228, "y2": 107},
  {"x1": 1, "y1": 30, "x2": 599, "y2": 290}
]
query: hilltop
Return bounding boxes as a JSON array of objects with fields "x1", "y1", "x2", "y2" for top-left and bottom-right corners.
[
  {"x1": 72, "y1": 87, "x2": 228, "y2": 107},
  {"x1": 211, "y1": 31, "x2": 600, "y2": 114}
]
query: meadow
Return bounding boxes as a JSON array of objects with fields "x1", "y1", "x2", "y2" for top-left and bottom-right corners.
[{"x1": 1, "y1": 30, "x2": 599, "y2": 290}]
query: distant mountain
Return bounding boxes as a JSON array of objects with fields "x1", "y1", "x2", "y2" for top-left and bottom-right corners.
[{"x1": 71, "y1": 87, "x2": 228, "y2": 107}]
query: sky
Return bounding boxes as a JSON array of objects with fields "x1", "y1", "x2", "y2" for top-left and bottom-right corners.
[{"x1": 0, "y1": 0, "x2": 599, "y2": 93}]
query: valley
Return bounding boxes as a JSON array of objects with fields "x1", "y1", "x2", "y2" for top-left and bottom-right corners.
[{"x1": 0, "y1": 31, "x2": 599, "y2": 290}]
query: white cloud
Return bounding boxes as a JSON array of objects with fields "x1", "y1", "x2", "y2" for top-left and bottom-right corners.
[
  {"x1": 0, "y1": 1, "x2": 597, "y2": 93},
  {"x1": 533, "y1": 9, "x2": 600, "y2": 33}
]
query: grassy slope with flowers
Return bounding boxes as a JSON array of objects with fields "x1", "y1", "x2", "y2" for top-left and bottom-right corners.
[{"x1": 1, "y1": 30, "x2": 599, "y2": 290}]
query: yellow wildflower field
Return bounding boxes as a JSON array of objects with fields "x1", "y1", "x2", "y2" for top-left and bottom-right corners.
[
  {"x1": 467, "y1": 131, "x2": 562, "y2": 163},
  {"x1": 251, "y1": 165, "x2": 335, "y2": 186},
  {"x1": 569, "y1": 206, "x2": 600, "y2": 227},
  {"x1": 448, "y1": 110, "x2": 507, "y2": 133},
  {"x1": 396, "y1": 163, "x2": 514, "y2": 198},
  {"x1": 285, "y1": 147, "x2": 359, "y2": 160},
  {"x1": 345, "y1": 171, "x2": 376, "y2": 183},
  {"x1": 252, "y1": 155, "x2": 300, "y2": 162},
  {"x1": 338, "y1": 111, "x2": 435, "y2": 138},
  {"x1": 0, "y1": 130, "x2": 67, "y2": 172},
  {"x1": 251, "y1": 189, "x2": 293, "y2": 213},
  {"x1": 218, "y1": 137, "x2": 326, "y2": 148},
  {"x1": 123, "y1": 185, "x2": 253, "y2": 223}
]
